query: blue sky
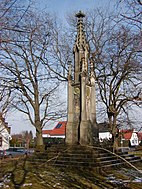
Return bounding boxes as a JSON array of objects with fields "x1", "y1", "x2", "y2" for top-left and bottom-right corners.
[
  {"x1": 35, "y1": 0, "x2": 111, "y2": 11},
  {"x1": 34, "y1": 0, "x2": 117, "y2": 19}
]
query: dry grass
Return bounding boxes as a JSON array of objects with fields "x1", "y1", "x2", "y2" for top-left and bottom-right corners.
[
  {"x1": 0, "y1": 156, "x2": 142, "y2": 189},
  {"x1": 129, "y1": 150, "x2": 142, "y2": 158}
]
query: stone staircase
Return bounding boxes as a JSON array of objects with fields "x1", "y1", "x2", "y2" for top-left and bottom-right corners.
[{"x1": 27, "y1": 145, "x2": 141, "y2": 169}]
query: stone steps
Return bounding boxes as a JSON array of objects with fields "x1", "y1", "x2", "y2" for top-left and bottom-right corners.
[{"x1": 27, "y1": 145, "x2": 141, "y2": 168}]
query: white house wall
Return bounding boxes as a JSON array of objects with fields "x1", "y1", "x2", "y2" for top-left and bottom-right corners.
[
  {"x1": 42, "y1": 134, "x2": 50, "y2": 138},
  {"x1": 42, "y1": 134, "x2": 65, "y2": 138},
  {"x1": 130, "y1": 132, "x2": 139, "y2": 146},
  {"x1": 50, "y1": 135, "x2": 65, "y2": 138},
  {"x1": 0, "y1": 124, "x2": 11, "y2": 150},
  {"x1": 99, "y1": 132, "x2": 112, "y2": 141}
]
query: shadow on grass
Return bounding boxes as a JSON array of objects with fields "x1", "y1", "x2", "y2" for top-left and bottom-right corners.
[
  {"x1": 58, "y1": 167, "x2": 131, "y2": 189},
  {"x1": 7, "y1": 158, "x2": 28, "y2": 189},
  {"x1": 1, "y1": 156, "x2": 141, "y2": 189}
]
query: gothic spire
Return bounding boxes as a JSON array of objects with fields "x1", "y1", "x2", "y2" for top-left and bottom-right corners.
[{"x1": 75, "y1": 11, "x2": 87, "y2": 49}]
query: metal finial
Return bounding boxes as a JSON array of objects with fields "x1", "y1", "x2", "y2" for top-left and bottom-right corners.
[{"x1": 75, "y1": 11, "x2": 85, "y2": 18}]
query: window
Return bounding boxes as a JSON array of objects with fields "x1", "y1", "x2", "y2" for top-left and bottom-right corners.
[
  {"x1": 0, "y1": 137, "x2": 2, "y2": 147},
  {"x1": 55, "y1": 123, "x2": 62, "y2": 129}
]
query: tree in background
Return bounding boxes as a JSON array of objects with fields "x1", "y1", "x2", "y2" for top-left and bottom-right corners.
[
  {"x1": 22, "y1": 130, "x2": 33, "y2": 148},
  {"x1": 10, "y1": 130, "x2": 33, "y2": 147},
  {"x1": 10, "y1": 134, "x2": 23, "y2": 147}
]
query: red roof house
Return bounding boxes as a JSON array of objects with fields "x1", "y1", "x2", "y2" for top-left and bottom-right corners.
[
  {"x1": 138, "y1": 132, "x2": 142, "y2": 142},
  {"x1": 121, "y1": 130, "x2": 133, "y2": 140},
  {"x1": 120, "y1": 129, "x2": 139, "y2": 146},
  {"x1": 42, "y1": 121, "x2": 66, "y2": 138}
]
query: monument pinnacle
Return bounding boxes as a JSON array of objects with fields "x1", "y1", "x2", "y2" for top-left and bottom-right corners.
[{"x1": 75, "y1": 11, "x2": 87, "y2": 49}]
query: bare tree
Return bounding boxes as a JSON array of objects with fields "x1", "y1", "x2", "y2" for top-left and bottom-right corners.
[
  {"x1": 0, "y1": 84, "x2": 12, "y2": 115},
  {"x1": 47, "y1": 22, "x2": 73, "y2": 81},
  {"x1": 0, "y1": 0, "x2": 32, "y2": 117},
  {"x1": 86, "y1": 9, "x2": 142, "y2": 151},
  {"x1": 118, "y1": 0, "x2": 142, "y2": 29},
  {"x1": 1, "y1": 11, "x2": 66, "y2": 149},
  {"x1": 0, "y1": 0, "x2": 32, "y2": 36}
]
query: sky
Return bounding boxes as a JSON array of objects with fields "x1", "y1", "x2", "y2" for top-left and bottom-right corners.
[
  {"x1": 33, "y1": 0, "x2": 120, "y2": 23},
  {"x1": 34, "y1": 0, "x2": 114, "y2": 13}
]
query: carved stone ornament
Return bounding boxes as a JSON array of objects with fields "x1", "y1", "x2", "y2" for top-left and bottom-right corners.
[
  {"x1": 74, "y1": 87, "x2": 80, "y2": 95},
  {"x1": 86, "y1": 86, "x2": 90, "y2": 97}
]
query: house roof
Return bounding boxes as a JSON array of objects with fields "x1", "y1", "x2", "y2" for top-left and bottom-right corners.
[
  {"x1": 42, "y1": 130, "x2": 52, "y2": 135},
  {"x1": 138, "y1": 132, "x2": 142, "y2": 140},
  {"x1": 42, "y1": 121, "x2": 66, "y2": 136},
  {"x1": 120, "y1": 129, "x2": 134, "y2": 140},
  {"x1": 42, "y1": 122, "x2": 142, "y2": 141},
  {"x1": 123, "y1": 132, "x2": 132, "y2": 140}
]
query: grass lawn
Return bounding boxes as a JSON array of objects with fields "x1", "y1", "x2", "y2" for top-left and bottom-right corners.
[{"x1": 0, "y1": 155, "x2": 142, "y2": 189}]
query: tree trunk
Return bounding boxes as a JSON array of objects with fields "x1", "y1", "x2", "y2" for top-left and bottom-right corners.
[
  {"x1": 112, "y1": 133, "x2": 119, "y2": 153},
  {"x1": 35, "y1": 118, "x2": 44, "y2": 151},
  {"x1": 35, "y1": 129, "x2": 44, "y2": 151},
  {"x1": 34, "y1": 88, "x2": 44, "y2": 150},
  {"x1": 108, "y1": 114, "x2": 119, "y2": 153},
  {"x1": 36, "y1": 130, "x2": 43, "y2": 146},
  {"x1": 112, "y1": 115, "x2": 119, "y2": 153}
]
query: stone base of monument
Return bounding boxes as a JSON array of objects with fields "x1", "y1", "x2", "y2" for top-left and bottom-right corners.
[
  {"x1": 79, "y1": 120, "x2": 93, "y2": 145},
  {"x1": 27, "y1": 145, "x2": 141, "y2": 169}
]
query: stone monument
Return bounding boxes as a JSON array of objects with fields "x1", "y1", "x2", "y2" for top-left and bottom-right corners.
[{"x1": 65, "y1": 11, "x2": 98, "y2": 145}]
